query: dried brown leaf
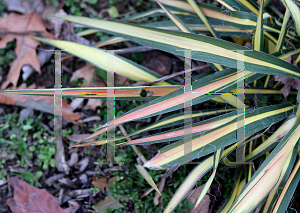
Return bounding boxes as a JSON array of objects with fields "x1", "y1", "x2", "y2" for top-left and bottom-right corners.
[
  {"x1": 141, "y1": 50, "x2": 172, "y2": 76},
  {"x1": 0, "y1": 12, "x2": 54, "y2": 89},
  {"x1": 70, "y1": 63, "x2": 105, "y2": 87},
  {"x1": 94, "y1": 193, "x2": 123, "y2": 213},
  {"x1": 154, "y1": 178, "x2": 166, "y2": 205},
  {"x1": 92, "y1": 176, "x2": 117, "y2": 192},
  {"x1": 6, "y1": 177, "x2": 79, "y2": 213},
  {"x1": 274, "y1": 76, "x2": 299, "y2": 99},
  {"x1": 274, "y1": 55, "x2": 299, "y2": 99},
  {"x1": 186, "y1": 184, "x2": 210, "y2": 213},
  {"x1": 85, "y1": 99, "x2": 102, "y2": 110},
  {"x1": 4, "y1": 0, "x2": 44, "y2": 15}
]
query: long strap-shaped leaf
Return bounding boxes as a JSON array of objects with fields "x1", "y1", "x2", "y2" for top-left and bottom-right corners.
[
  {"x1": 159, "y1": 0, "x2": 295, "y2": 48},
  {"x1": 155, "y1": 0, "x2": 241, "y2": 107},
  {"x1": 130, "y1": 8, "x2": 296, "y2": 41},
  {"x1": 158, "y1": 0, "x2": 280, "y2": 32},
  {"x1": 81, "y1": 69, "x2": 262, "y2": 142},
  {"x1": 2, "y1": 86, "x2": 181, "y2": 100},
  {"x1": 3, "y1": 87, "x2": 296, "y2": 100},
  {"x1": 274, "y1": 7, "x2": 291, "y2": 52},
  {"x1": 52, "y1": 15, "x2": 300, "y2": 79},
  {"x1": 32, "y1": 37, "x2": 173, "y2": 86},
  {"x1": 228, "y1": 116, "x2": 300, "y2": 213},
  {"x1": 272, "y1": 157, "x2": 300, "y2": 212},
  {"x1": 135, "y1": 164, "x2": 162, "y2": 197},
  {"x1": 144, "y1": 103, "x2": 295, "y2": 169},
  {"x1": 284, "y1": 0, "x2": 300, "y2": 36},
  {"x1": 218, "y1": 168, "x2": 243, "y2": 213},
  {"x1": 163, "y1": 143, "x2": 236, "y2": 213},
  {"x1": 120, "y1": 8, "x2": 198, "y2": 22},
  {"x1": 194, "y1": 148, "x2": 223, "y2": 208},
  {"x1": 222, "y1": 113, "x2": 299, "y2": 166},
  {"x1": 72, "y1": 108, "x2": 235, "y2": 147},
  {"x1": 262, "y1": 148, "x2": 294, "y2": 212},
  {"x1": 75, "y1": 109, "x2": 238, "y2": 147},
  {"x1": 187, "y1": 0, "x2": 219, "y2": 38},
  {"x1": 253, "y1": 0, "x2": 264, "y2": 51},
  {"x1": 262, "y1": 140, "x2": 299, "y2": 213}
]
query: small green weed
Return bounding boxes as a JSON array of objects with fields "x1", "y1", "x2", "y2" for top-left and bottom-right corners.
[
  {"x1": 13, "y1": 170, "x2": 43, "y2": 188},
  {"x1": 0, "y1": 113, "x2": 57, "y2": 175},
  {"x1": 71, "y1": 76, "x2": 87, "y2": 87}
]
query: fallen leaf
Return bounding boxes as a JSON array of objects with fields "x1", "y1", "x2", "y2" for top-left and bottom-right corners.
[
  {"x1": 274, "y1": 55, "x2": 299, "y2": 99},
  {"x1": 135, "y1": 164, "x2": 161, "y2": 197},
  {"x1": 0, "y1": 83, "x2": 81, "y2": 124},
  {"x1": 92, "y1": 177, "x2": 117, "y2": 192},
  {"x1": 115, "y1": 75, "x2": 131, "y2": 86},
  {"x1": 274, "y1": 75, "x2": 299, "y2": 99},
  {"x1": 0, "y1": 12, "x2": 54, "y2": 89},
  {"x1": 154, "y1": 178, "x2": 166, "y2": 205},
  {"x1": 85, "y1": 99, "x2": 102, "y2": 110},
  {"x1": 50, "y1": 9, "x2": 67, "y2": 39},
  {"x1": 141, "y1": 50, "x2": 172, "y2": 76},
  {"x1": 94, "y1": 193, "x2": 124, "y2": 213},
  {"x1": 41, "y1": 2, "x2": 64, "y2": 29},
  {"x1": 4, "y1": 0, "x2": 44, "y2": 15},
  {"x1": 186, "y1": 184, "x2": 211, "y2": 213},
  {"x1": 6, "y1": 177, "x2": 79, "y2": 213},
  {"x1": 70, "y1": 63, "x2": 106, "y2": 87}
]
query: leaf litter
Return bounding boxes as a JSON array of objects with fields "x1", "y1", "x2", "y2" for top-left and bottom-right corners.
[
  {"x1": 0, "y1": 12, "x2": 54, "y2": 89},
  {"x1": 6, "y1": 177, "x2": 79, "y2": 213}
]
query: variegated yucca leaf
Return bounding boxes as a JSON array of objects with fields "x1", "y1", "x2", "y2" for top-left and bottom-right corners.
[
  {"x1": 78, "y1": 68, "x2": 262, "y2": 142},
  {"x1": 219, "y1": 168, "x2": 244, "y2": 213},
  {"x1": 262, "y1": 139, "x2": 298, "y2": 213},
  {"x1": 272, "y1": 156, "x2": 300, "y2": 213},
  {"x1": 144, "y1": 103, "x2": 295, "y2": 169},
  {"x1": 253, "y1": 0, "x2": 264, "y2": 51},
  {"x1": 223, "y1": 113, "x2": 299, "y2": 166},
  {"x1": 3, "y1": 0, "x2": 300, "y2": 212},
  {"x1": 3, "y1": 86, "x2": 296, "y2": 100},
  {"x1": 284, "y1": 0, "x2": 300, "y2": 36},
  {"x1": 135, "y1": 164, "x2": 162, "y2": 197},
  {"x1": 53, "y1": 15, "x2": 300, "y2": 79},
  {"x1": 163, "y1": 144, "x2": 236, "y2": 213},
  {"x1": 32, "y1": 37, "x2": 174, "y2": 86},
  {"x1": 156, "y1": 0, "x2": 280, "y2": 32},
  {"x1": 227, "y1": 116, "x2": 300, "y2": 212},
  {"x1": 76, "y1": 44, "x2": 300, "y2": 142},
  {"x1": 74, "y1": 108, "x2": 237, "y2": 147}
]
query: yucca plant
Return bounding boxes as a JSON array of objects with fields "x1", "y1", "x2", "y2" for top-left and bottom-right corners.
[{"x1": 3, "y1": 0, "x2": 300, "y2": 212}]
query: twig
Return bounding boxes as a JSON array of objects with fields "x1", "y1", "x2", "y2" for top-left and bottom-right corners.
[
  {"x1": 0, "y1": 30, "x2": 44, "y2": 36},
  {"x1": 133, "y1": 64, "x2": 211, "y2": 86},
  {"x1": 140, "y1": 187, "x2": 155, "y2": 198},
  {"x1": 243, "y1": 122, "x2": 274, "y2": 145},
  {"x1": 118, "y1": 124, "x2": 147, "y2": 164},
  {"x1": 154, "y1": 178, "x2": 166, "y2": 205},
  {"x1": 157, "y1": 164, "x2": 180, "y2": 179}
]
